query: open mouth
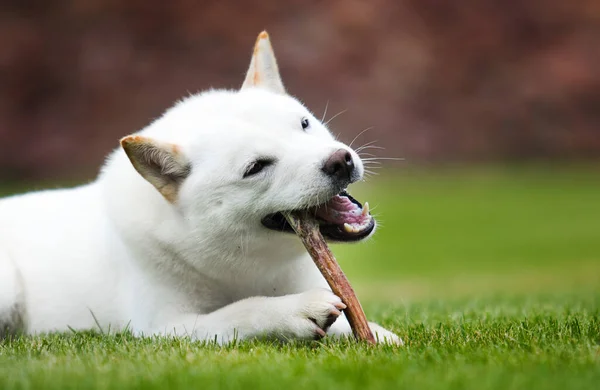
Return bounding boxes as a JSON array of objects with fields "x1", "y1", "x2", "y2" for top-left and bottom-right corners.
[{"x1": 261, "y1": 190, "x2": 375, "y2": 242}]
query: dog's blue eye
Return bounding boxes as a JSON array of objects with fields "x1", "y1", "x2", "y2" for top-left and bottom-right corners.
[
  {"x1": 243, "y1": 158, "x2": 275, "y2": 178},
  {"x1": 301, "y1": 117, "x2": 310, "y2": 130}
]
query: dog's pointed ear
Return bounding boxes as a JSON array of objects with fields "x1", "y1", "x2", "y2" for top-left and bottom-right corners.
[
  {"x1": 241, "y1": 31, "x2": 286, "y2": 94},
  {"x1": 120, "y1": 135, "x2": 191, "y2": 203}
]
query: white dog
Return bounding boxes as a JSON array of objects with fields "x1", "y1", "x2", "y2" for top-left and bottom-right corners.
[{"x1": 0, "y1": 32, "x2": 401, "y2": 345}]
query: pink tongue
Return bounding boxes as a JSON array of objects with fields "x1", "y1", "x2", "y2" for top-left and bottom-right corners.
[{"x1": 315, "y1": 195, "x2": 369, "y2": 225}]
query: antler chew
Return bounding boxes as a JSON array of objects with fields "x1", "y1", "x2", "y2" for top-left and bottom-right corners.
[{"x1": 284, "y1": 211, "x2": 376, "y2": 344}]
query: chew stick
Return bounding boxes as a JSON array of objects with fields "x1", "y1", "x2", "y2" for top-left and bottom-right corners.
[{"x1": 284, "y1": 211, "x2": 376, "y2": 344}]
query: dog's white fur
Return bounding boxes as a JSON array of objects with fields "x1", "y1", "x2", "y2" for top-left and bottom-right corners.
[{"x1": 0, "y1": 32, "x2": 401, "y2": 345}]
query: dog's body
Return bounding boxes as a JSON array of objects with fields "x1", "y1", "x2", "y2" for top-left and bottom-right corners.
[{"x1": 0, "y1": 32, "x2": 401, "y2": 344}]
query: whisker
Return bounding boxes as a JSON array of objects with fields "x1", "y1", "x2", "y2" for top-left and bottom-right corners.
[
  {"x1": 362, "y1": 159, "x2": 383, "y2": 163},
  {"x1": 355, "y1": 140, "x2": 381, "y2": 153},
  {"x1": 356, "y1": 145, "x2": 385, "y2": 152},
  {"x1": 324, "y1": 109, "x2": 347, "y2": 126},
  {"x1": 364, "y1": 169, "x2": 379, "y2": 176},
  {"x1": 361, "y1": 157, "x2": 405, "y2": 161},
  {"x1": 321, "y1": 100, "x2": 329, "y2": 122},
  {"x1": 363, "y1": 161, "x2": 383, "y2": 166},
  {"x1": 349, "y1": 127, "x2": 374, "y2": 148},
  {"x1": 355, "y1": 139, "x2": 378, "y2": 149}
]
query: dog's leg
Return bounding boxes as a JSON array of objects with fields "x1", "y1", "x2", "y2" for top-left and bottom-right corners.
[
  {"x1": 326, "y1": 313, "x2": 403, "y2": 345},
  {"x1": 0, "y1": 251, "x2": 25, "y2": 338},
  {"x1": 151, "y1": 288, "x2": 345, "y2": 344}
]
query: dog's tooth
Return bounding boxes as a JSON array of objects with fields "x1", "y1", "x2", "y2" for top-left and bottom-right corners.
[
  {"x1": 362, "y1": 202, "x2": 370, "y2": 216},
  {"x1": 344, "y1": 223, "x2": 354, "y2": 233}
]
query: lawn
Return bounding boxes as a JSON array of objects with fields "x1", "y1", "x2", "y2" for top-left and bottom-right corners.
[{"x1": 1, "y1": 164, "x2": 599, "y2": 390}]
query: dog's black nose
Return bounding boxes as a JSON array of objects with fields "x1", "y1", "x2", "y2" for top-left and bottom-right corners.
[{"x1": 322, "y1": 149, "x2": 355, "y2": 184}]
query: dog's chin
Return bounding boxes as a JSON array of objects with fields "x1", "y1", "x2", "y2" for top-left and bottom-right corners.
[{"x1": 260, "y1": 190, "x2": 375, "y2": 243}]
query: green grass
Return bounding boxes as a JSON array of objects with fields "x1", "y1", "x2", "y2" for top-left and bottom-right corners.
[{"x1": 1, "y1": 164, "x2": 600, "y2": 390}]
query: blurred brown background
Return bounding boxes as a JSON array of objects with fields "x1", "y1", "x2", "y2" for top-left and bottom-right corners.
[{"x1": 0, "y1": 0, "x2": 599, "y2": 180}]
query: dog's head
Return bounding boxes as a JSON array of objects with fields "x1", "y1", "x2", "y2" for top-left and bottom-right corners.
[{"x1": 119, "y1": 32, "x2": 375, "y2": 244}]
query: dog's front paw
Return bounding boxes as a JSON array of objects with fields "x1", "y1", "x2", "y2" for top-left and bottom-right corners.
[
  {"x1": 369, "y1": 322, "x2": 403, "y2": 345},
  {"x1": 281, "y1": 288, "x2": 346, "y2": 340}
]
